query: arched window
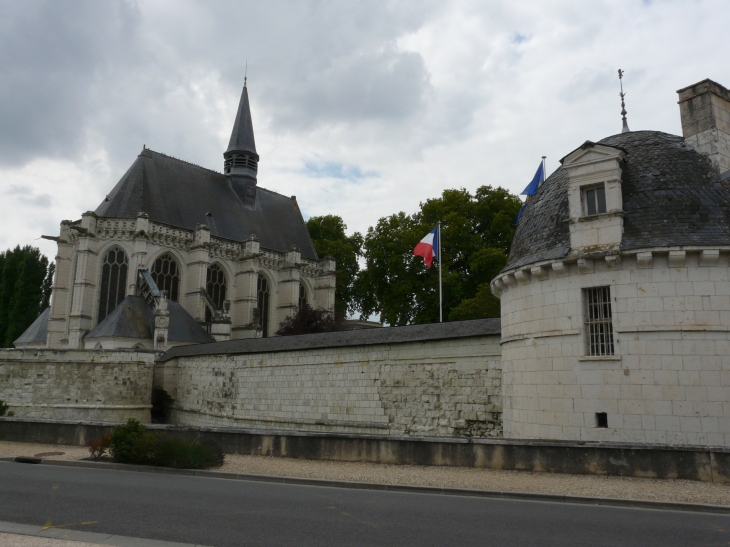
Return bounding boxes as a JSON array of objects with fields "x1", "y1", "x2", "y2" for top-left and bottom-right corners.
[
  {"x1": 257, "y1": 273, "x2": 270, "y2": 338},
  {"x1": 299, "y1": 282, "x2": 308, "y2": 310},
  {"x1": 151, "y1": 253, "x2": 180, "y2": 301},
  {"x1": 205, "y1": 264, "x2": 227, "y2": 322},
  {"x1": 98, "y1": 246, "x2": 128, "y2": 323}
]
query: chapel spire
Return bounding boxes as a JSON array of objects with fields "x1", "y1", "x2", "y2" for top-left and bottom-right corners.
[{"x1": 224, "y1": 81, "x2": 259, "y2": 179}]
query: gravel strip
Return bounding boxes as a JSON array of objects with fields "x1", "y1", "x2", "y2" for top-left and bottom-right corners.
[
  {"x1": 2, "y1": 440, "x2": 730, "y2": 507},
  {"x1": 0, "y1": 532, "x2": 99, "y2": 547}
]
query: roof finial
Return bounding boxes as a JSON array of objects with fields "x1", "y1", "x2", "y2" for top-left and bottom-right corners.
[
  {"x1": 618, "y1": 69, "x2": 630, "y2": 133},
  {"x1": 244, "y1": 60, "x2": 247, "y2": 88}
]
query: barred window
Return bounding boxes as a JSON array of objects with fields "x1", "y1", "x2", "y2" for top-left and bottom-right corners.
[
  {"x1": 151, "y1": 253, "x2": 180, "y2": 301},
  {"x1": 257, "y1": 274, "x2": 270, "y2": 338},
  {"x1": 584, "y1": 286, "x2": 615, "y2": 356},
  {"x1": 298, "y1": 282, "x2": 308, "y2": 310},
  {"x1": 98, "y1": 246, "x2": 128, "y2": 323}
]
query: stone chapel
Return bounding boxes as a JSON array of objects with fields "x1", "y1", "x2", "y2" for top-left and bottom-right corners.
[{"x1": 15, "y1": 83, "x2": 336, "y2": 351}]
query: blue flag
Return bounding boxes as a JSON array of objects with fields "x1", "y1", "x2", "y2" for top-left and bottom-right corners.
[{"x1": 517, "y1": 161, "x2": 546, "y2": 224}]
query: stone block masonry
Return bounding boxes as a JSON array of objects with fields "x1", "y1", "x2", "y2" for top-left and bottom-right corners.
[
  {"x1": 0, "y1": 349, "x2": 155, "y2": 422},
  {"x1": 155, "y1": 322, "x2": 503, "y2": 437}
]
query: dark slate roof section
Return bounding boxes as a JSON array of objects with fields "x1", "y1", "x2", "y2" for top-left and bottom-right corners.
[
  {"x1": 167, "y1": 301, "x2": 216, "y2": 344},
  {"x1": 504, "y1": 131, "x2": 730, "y2": 270},
  {"x1": 226, "y1": 86, "x2": 257, "y2": 155},
  {"x1": 503, "y1": 167, "x2": 572, "y2": 270},
  {"x1": 94, "y1": 149, "x2": 318, "y2": 259},
  {"x1": 84, "y1": 296, "x2": 215, "y2": 344},
  {"x1": 157, "y1": 318, "x2": 501, "y2": 362},
  {"x1": 602, "y1": 132, "x2": 730, "y2": 250},
  {"x1": 14, "y1": 307, "x2": 50, "y2": 346},
  {"x1": 84, "y1": 296, "x2": 154, "y2": 340}
]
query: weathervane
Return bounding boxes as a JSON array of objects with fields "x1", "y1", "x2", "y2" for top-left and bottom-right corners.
[
  {"x1": 244, "y1": 60, "x2": 248, "y2": 88},
  {"x1": 618, "y1": 69, "x2": 630, "y2": 133}
]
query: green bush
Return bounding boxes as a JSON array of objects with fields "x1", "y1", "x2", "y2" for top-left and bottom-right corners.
[
  {"x1": 154, "y1": 435, "x2": 224, "y2": 469},
  {"x1": 108, "y1": 418, "x2": 156, "y2": 464},
  {"x1": 0, "y1": 399, "x2": 12, "y2": 416},
  {"x1": 108, "y1": 418, "x2": 224, "y2": 469}
]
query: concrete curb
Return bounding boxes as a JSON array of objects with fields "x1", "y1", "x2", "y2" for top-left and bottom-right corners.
[
  {"x1": 10, "y1": 457, "x2": 730, "y2": 515},
  {"x1": 0, "y1": 519, "x2": 209, "y2": 547}
]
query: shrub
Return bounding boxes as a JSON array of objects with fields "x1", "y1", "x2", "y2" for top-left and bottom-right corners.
[
  {"x1": 87, "y1": 433, "x2": 111, "y2": 461},
  {"x1": 153, "y1": 435, "x2": 224, "y2": 469},
  {"x1": 0, "y1": 400, "x2": 12, "y2": 416},
  {"x1": 108, "y1": 418, "x2": 156, "y2": 464}
]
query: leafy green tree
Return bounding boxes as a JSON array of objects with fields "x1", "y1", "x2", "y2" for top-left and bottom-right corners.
[
  {"x1": 0, "y1": 246, "x2": 53, "y2": 347},
  {"x1": 355, "y1": 186, "x2": 521, "y2": 325},
  {"x1": 306, "y1": 215, "x2": 363, "y2": 320}
]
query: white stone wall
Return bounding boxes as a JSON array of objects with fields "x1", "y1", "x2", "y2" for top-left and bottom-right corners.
[
  {"x1": 155, "y1": 336, "x2": 502, "y2": 437},
  {"x1": 0, "y1": 349, "x2": 155, "y2": 422},
  {"x1": 494, "y1": 249, "x2": 730, "y2": 446}
]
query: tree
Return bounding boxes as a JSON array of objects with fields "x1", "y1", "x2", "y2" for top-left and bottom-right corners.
[
  {"x1": 276, "y1": 304, "x2": 338, "y2": 336},
  {"x1": 0, "y1": 246, "x2": 52, "y2": 347},
  {"x1": 355, "y1": 186, "x2": 521, "y2": 325},
  {"x1": 305, "y1": 215, "x2": 363, "y2": 320}
]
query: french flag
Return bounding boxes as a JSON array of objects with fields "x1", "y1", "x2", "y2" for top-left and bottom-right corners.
[{"x1": 413, "y1": 226, "x2": 439, "y2": 268}]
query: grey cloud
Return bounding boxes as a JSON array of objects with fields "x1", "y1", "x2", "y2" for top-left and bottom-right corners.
[
  {"x1": 0, "y1": 0, "x2": 141, "y2": 166},
  {"x1": 4, "y1": 185, "x2": 51, "y2": 207}
]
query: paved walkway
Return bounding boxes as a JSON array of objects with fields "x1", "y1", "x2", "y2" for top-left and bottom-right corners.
[{"x1": 2, "y1": 440, "x2": 729, "y2": 507}]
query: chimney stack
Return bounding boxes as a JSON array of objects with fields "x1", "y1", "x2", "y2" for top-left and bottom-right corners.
[{"x1": 677, "y1": 79, "x2": 730, "y2": 175}]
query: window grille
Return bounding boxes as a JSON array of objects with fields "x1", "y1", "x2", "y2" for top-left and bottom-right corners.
[
  {"x1": 257, "y1": 274, "x2": 270, "y2": 337},
  {"x1": 583, "y1": 185, "x2": 607, "y2": 215},
  {"x1": 151, "y1": 253, "x2": 180, "y2": 301},
  {"x1": 98, "y1": 246, "x2": 128, "y2": 323},
  {"x1": 298, "y1": 282, "x2": 307, "y2": 310},
  {"x1": 584, "y1": 286, "x2": 615, "y2": 356}
]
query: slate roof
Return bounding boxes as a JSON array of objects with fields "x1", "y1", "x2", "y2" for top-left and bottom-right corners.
[
  {"x1": 505, "y1": 131, "x2": 730, "y2": 270},
  {"x1": 94, "y1": 149, "x2": 318, "y2": 259},
  {"x1": 13, "y1": 307, "x2": 50, "y2": 346},
  {"x1": 84, "y1": 296, "x2": 215, "y2": 345},
  {"x1": 158, "y1": 317, "x2": 501, "y2": 362},
  {"x1": 226, "y1": 85, "x2": 257, "y2": 155}
]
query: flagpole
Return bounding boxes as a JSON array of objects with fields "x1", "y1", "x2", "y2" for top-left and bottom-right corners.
[{"x1": 438, "y1": 221, "x2": 443, "y2": 323}]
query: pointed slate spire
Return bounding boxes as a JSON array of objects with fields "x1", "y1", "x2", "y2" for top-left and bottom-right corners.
[{"x1": 224, "y1": 81, "x2": 259, "y2": 179}]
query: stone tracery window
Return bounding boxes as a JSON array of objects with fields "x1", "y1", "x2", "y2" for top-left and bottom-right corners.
[
  {"x1": 97, "y1": 246, "x2": 128, "y2": 323},
  {"x1": 205, "y1": 263, "x2": 227, "y2": 323},
  {"x1": 257, "y1": 273, "x2": 270, "y2": 338},
  {"x1": 151, "y1": 253, "x2": 180, "y2": 301},
  {"x1": 299, "y1": 282, "x2": 307, "y2": 310}
]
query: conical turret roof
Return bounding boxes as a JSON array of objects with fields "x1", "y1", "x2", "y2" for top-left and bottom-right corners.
[{"x1": 225, "y1": 84, "x2": 257, "y2": 155}]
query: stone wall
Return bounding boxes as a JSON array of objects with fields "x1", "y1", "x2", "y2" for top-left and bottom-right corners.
[
  {"x1": 155, "y1": 334, "x2": 502, "y2": 437},
  {"x1": 495, "y1": 249, "x2": 730, "y2": 446},
  {"x1": 0, "y1": 349, "x2": 155, "y2": 422}
]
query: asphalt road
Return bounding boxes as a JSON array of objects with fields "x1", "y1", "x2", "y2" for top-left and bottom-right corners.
[{"x1": 1, "y1": 461, "x2": 729, "y2": 547}]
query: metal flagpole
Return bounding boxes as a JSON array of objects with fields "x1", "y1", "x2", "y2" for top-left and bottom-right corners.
[{"x1": 438, "y1": 221, "x2": 443, "y2": 323}]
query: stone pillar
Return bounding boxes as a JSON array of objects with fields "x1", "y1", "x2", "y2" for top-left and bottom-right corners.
[
  {"x1": 46, "y1": 221, "x2": 74, "y2": 348},
  {"x1": 68, "y1": 212, "x2": 99, "y2": 349},
  {"x1": 154, "y1": 291, "x2": 170, "y2": 350},
  {"x1": 184, "y1": 224, "x2": 210, "y2": 321},
  {"x1": 231, "y1": 235, "x2": 260, "y2": 339},
  {"x1": 314, "y1": 257, "x2": 337, "y2": 314},
  {"x1": 277, "y1": 245, "x2": 302, "y2": 326},
  {"x1": 128, "y1": 212, "x2": 149, "y2": 296}
]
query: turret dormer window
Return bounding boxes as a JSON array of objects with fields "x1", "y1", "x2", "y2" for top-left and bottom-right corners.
[{"x1": 583, "y1": 185, "x2": 607, "y2": 216}]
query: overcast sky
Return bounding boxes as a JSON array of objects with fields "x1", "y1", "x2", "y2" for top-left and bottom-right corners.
[{"x1": 1, "y1": 0, "x2": 728, "y2": 259}]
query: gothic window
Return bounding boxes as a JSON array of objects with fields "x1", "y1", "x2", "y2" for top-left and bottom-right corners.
[
  {"x1": 151, "y1": 253, "x2": 180, "y2": 301},
  {"x1": 257, "y1": 273, "x2": 270, "y2": 338},
  {"x1": 97, "y1": 246, "x2": 128, "y2": 323},
  {"x1": 299, "y1": 282, "x2": 308, "y2": 310},
  {"x1": 205, "y1": 263, "x2": 227, "y2": 323}
]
